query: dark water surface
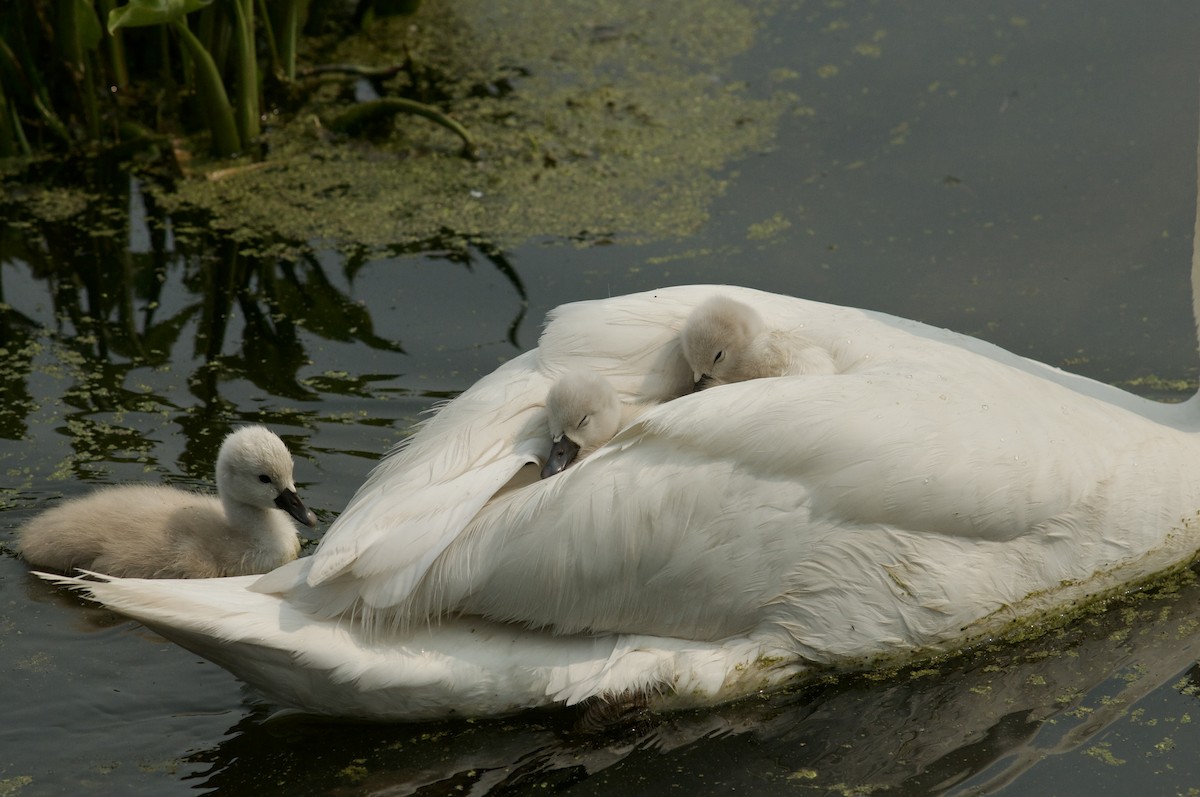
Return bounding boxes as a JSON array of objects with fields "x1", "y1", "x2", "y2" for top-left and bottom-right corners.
[{"x1": 5, "y1": 1, "x2": 1200, "y2": 794}]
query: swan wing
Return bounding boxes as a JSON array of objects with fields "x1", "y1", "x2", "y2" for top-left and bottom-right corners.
[
  {"x1": 292, "y1": 285, "x2": 1176, "y2": 624},
  {"x1": 302, "y1": 352, "x2": 549, "y2": 597},
  {"x1": 297, "y1": 288, "x2": 721, "y2": 599},
  {"x1": 297, "y1": 284, "x2": 995, "y2": 601},
  {"x1": 408, "y1": 366, "x2": 1147, "y2": 647},
  {"x1": 39, "y1": 571, "x2": 801, "y2": 719}
]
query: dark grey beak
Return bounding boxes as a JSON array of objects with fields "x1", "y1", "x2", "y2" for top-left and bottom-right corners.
[
  {"x1": 693, "y1": 374, "x2": 714, "y2": 392},
  {"x1": 541, "y1": 435, "x2": 582, "y2": 478},
  {"x1": 275, "y1": 489, "x2": 319, "y2": 530}
]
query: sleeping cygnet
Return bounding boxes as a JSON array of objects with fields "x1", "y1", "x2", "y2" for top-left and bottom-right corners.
[
  {"x1": 16, "y1": 426, "x2": 318, "y2": 578},
  {"x1": 680, "y1": 295, "x2": 837, "y2": 390},
  {"x1": 541, "y1": 371, "x2": 644, "y2": 478}
]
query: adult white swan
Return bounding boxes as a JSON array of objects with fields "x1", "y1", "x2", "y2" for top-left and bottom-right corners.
[{"x1": 43, "y1": 145, "x2": 1200, "y2": 723}]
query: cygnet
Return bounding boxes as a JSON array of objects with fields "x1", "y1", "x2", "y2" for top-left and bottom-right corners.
[
  {"x1": 541, "y1": 371, "x2": 643, "y2": 478},
  {"x1": 680, "y1": 295, "x2": 837, "y2": 389},
  {"x1": 16, "y1": 426, "x2": 317, "y2": 578}
]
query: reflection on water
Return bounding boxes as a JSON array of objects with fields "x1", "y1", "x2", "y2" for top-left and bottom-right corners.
[{"x1": 0, "y1": 170, "x2": 530, "y2": 469}]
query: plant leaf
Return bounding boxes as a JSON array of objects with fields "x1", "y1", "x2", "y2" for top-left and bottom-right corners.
[
  {"x1": 74, "y1": 0, "x2": 104, "y2": 51},
  {"x1": 107, "y1": 0, "x2": 213, "y2": 34}
]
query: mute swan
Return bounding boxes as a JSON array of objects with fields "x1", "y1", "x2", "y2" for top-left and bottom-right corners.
[
  {"x1": 542, "y1": 370, "x2": 647, "y2": 477},
  {"x1": 680, "y1": 294, "x2": 838, "y2": 388},
  {"x1": 20, "y1": 426, "x2": 317, "y2": 578},
  {"x1": 39, "y1": 124, "x2": 1200, "y2": 721}
]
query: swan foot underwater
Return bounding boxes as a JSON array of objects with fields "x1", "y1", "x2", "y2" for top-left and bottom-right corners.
[{"x1": 35, "y1": 128, "x2": 1200, "y2": 722}]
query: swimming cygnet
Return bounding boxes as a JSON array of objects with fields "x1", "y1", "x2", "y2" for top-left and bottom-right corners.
[
  {"x1": 16, "y1": 426, "x2": 317, "y2": 578},
  {"x1": 541, "y1": 371, "x2": 644, "y2": 478},
  {"x1": 680, "y1": 295, "x2": 837, "y2": 389}
]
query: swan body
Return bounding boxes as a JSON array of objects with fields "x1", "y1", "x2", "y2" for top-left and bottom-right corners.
[
  {"x1": 43, "y1": 273, "x2": 1200, "y2": 722},
  {"x1": 19, "y1": 426, "x2": 316, "y2": 578},
  {"x1": 35, "y1": 125, "x2": 1200, "y2": 719},
  {"x1": 542, "y1": 371, "x2": 650, "y2": 477},
  {"x1": 681, "y1": 294, "x2": 838, "y2": 387}
]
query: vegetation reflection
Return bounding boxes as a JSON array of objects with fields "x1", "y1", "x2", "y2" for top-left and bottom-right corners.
[{"x1": 0, "y1": 163, "x2": 527, "y2": 480}]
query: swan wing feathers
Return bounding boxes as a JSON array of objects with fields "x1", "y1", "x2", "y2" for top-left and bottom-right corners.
[
  {"x1": 303, "y1": 352, "x2": 549, "y2": 590},
  {"x1": 37, "y1": 571, "x2": 800, "y2": 718},
  {"x1": 300, "y1": 287, "x2": 735, "y2": 597},
  {"x1": 604, "y1": 369, "x2": 1125, "y2": 540},
  {"x1": 406, "y1": 368, "x2": 1147, "y2": 642},
  {"x1": 298, "y1": 285, "x2": 973, "y2": 599},
  {"x1": 294, "y1": 285, "x2": 1161, "y2": 627}
]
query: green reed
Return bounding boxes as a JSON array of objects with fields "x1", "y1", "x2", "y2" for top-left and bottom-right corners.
[{"x1": 0, "y1": 0, "x2": 328, "y2": 158}]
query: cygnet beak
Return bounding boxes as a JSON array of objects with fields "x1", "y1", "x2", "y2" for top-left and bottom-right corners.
[
  {"x1": 275, "y1": 488, "x2": 319, "y2": 531},
  {"x1": 541, "y1": 435, "x2": 582, "y2": 479},
  {"x1": 693, "y1": 374, "x2": 714, "y2": 392}
]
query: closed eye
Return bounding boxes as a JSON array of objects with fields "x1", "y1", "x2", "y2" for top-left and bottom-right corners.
[
  {"x1": 577, "y1": 415, "x2": 589, "y2": 430},
  {"x1": 713, "y1": 350, "x2": 725, "y2": 366}
]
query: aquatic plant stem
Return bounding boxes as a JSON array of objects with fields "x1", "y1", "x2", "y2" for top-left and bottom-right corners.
[
  {"x1": 329, "y1": 97, "x2": 476, "y2": 157},
  {"x1": 0, "y1": 19, "x2": 70, "y2": 143},
  {"x1": 170, "y1": 18, "x2": 241, "y2": 155},
  {"x1": 230, "y1": 0, "x2": 260, "y2": 144},
  {"x1": 96, "y1": 0, "x2": 130, "y2": 88},
  {"x1": 0, "y1": 82, "x2": 17, "y2": 156},
  {"x1": 279, "y1": 0, "x2": 305, "y2": 81},
  {"x1": 56, "y1": 0, "x2": 101, "y2": 141},
  {"x1": 255, "y1": 0, "x2": 282, "y2": 78}
]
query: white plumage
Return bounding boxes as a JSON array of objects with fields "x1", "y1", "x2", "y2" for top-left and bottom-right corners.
[
  {"x1": 39, "y1": 131, "x2": 1200, "y2": 721},
  {"x1": 20, "y1": 426, "x2": 316, "y2": 578}
]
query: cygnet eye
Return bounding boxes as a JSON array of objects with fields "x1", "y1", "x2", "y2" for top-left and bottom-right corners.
[
  {"x1": 713, "y1": 350, "x2": 725, "y2": 366},
  {"x1": 577, "y1": 415, "x2": 589, "y2": 430},
  {"x1": 258, "y1": 474, "x2": 272, "y2": 484}
]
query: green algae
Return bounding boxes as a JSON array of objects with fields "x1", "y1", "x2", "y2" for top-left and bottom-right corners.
[
  {"x1": 0, "y1": 776, "x2": 33, "y2": 797},
  {"x1": 152, "y1": 0, "x2": 789, "y2": 254},
  {"x1": 1084, "y1": 742, "x2": 1126, "y2": 767}
]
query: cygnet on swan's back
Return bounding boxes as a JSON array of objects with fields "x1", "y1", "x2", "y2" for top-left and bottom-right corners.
[
  {"x1": 16, "y1": 426, "x2": 318, "y2": 578},
  {"x1": 680, "y1": 295, "x2": 837, "y2": 389},
  {"x1": 541, "y1": 371, "x2": 643, "y2": 477}
]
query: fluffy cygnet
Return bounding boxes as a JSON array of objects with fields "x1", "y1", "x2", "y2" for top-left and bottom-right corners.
[
  {"x1": 541, "y1": 371, "x2": 643, "y2": 478},
  {"x1": 680, "y1": 295, "x2": 837, "y2": 389},
  {"x1": 16, "y1": 426, "x2": 317, "y2": 578}
]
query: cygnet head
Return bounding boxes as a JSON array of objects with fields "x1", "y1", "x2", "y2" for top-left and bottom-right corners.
[
  {"x1": 216, "y1": 426, "x2": 317, "y2": 528},
  {"x1": 541, "y1": 371, "x2": 623, "y2": 478},
  {"x1": 680, "y1": 295, "x2": 764, "y2": 390}
]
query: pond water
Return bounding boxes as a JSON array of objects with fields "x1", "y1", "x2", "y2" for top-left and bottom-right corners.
[{"x1": 4, "y1": 1, "x2": 1200, "y2": 794}]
